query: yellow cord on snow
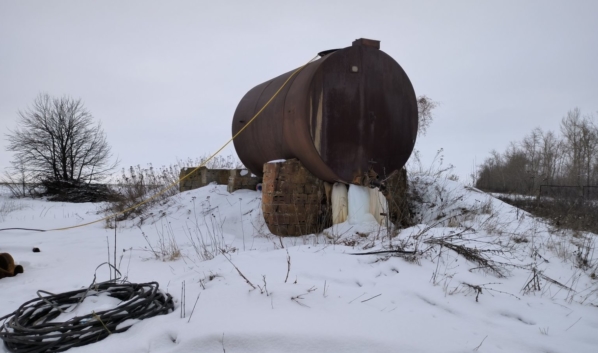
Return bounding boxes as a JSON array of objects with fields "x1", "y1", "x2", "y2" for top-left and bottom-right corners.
[{"x1": 49, "y1": 55, "x2": 319, "y2": 232}]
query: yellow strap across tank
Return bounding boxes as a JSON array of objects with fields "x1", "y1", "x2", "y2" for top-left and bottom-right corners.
[{"x1": 49, "y1": 55, "x2": 319, "y2": 232}]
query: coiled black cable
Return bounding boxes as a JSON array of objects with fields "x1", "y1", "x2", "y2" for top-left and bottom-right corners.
[{"x1": 0, "y1": 281, "x2": 174, "y2": 353}]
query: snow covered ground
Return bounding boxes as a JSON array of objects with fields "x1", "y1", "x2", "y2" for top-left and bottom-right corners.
[{"x1": 1, "y1": 176, "x2": 597, "y2": 353}]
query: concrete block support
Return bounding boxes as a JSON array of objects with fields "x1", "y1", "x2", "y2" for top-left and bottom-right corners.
[
  {"x1": 180, "y1": 167, "x2": 243, "y2": 192},
  {"x1": 227, "y1": 170, "x2": 260, "y2": 193}
]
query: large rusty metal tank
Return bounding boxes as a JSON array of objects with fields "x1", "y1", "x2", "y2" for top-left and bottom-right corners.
[{"x1": 232, "y1": 38, "x2": 418, "y2": 185}]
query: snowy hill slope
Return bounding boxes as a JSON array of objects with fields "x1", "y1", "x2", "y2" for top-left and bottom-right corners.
[{"x1": 0, "y1": 177, "x2": 597, "y2": 353}]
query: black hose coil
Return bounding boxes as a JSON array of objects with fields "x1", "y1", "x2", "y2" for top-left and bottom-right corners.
[{"x1": 0, "y1": 281, "x2": 174, "y2": 353}]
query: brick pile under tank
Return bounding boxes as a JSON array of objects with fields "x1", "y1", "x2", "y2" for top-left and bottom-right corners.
[{"x1": 261, "y1": 159, "x2": 330, "y2": 236}]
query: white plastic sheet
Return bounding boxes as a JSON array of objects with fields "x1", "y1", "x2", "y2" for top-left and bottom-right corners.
[{"x1": 331, "y1": 183, "x2": 348, "y2": 224}]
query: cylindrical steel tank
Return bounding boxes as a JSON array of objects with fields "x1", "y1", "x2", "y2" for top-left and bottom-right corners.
[{"x1": 232, "y1": 38, "x2": 418, "y2": 185}]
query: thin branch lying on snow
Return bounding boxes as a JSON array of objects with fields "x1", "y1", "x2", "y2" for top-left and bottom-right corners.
[
  {"x1": 522, "y1": 267, "x2": 577, "y2": 295},
  {"x1": 291, "y1": 295, "x2": 310, "y2": 308},
  {"x1": 565, "y1": 317, "x2": 582, "y2": 331},
  {"x1": 361, "y1": 294, "x2": 382, "y2": 303},
  {"x1": 541, "y1": 272, "x2": 576, "y2": 292},
  {"x1": 425, "y1": 238, "x2": 506, "y2": 278},
  {"x1": 291, "y1": 286, "x2": 317, "y2": 308},
  {"x1": 348, "y1": 292, "x2": 366, "y2": 304},
  {"x1": 473, "y1": 335, "x2": 488, "y2": 352},
  {"x1": 462, "y1": 282, "x2": 521, "y2": 302},
  {"x1": 413, "y1": 209, "x2": 472, "y2": 240},
  {"x1": 221, "y1": 250, "x2": 256, "y2": 290},
  {"x1": 349, "y1": 249, "x2": 416, "y2": 256},
  {"x1": 187, "y1": 293, "x2": 201, "y2": 323}
]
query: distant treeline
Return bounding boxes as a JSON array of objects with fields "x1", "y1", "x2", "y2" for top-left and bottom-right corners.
[{"x1": 476, "y1": 108, "x2": 598, "y2": 195}]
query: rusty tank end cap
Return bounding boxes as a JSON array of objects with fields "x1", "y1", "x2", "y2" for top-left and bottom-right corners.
[{"x1": 352, "y1": 38, "x2": 380, "y2": 49}]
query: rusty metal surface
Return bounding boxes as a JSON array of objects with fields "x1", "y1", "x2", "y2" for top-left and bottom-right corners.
[{"x1": 232, "y1": 38, "x2": 418, "y2": 184}]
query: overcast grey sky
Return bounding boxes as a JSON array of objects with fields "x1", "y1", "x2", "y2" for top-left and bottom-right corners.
[{"x1": 1, "y1": 0, "x2": 597, "y2": 183}]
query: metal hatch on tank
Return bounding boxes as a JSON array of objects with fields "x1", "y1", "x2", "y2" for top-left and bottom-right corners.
[{"x1": 231, "y1": 38, "x2": 418, "y2": 186}]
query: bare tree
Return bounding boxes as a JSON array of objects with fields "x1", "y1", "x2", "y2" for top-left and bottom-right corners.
[
  {"x1": 560, "y1": 108, "x2": 598, "y2": 186},
  {"x1": 416, "y1": 95, "x2": 439, "y2": 137},
  {"x1": 2, "y1": 156, "x2": 33, "y2": 198},
  {"x1": 476, "y1": 108, "x2": 598, "y2": 195},
  {"x1": 475, "y1": 150, "x2": 506, "y2": 192},
  {"x1": 521, "y1": 128, "x2": 542, "y2": 192},
  {"x1": 5, "y1": 94, "x2": 117, "y2": 188},
  {"x1": 538, "y1": 129, "x2": 562, "y2": 184}
]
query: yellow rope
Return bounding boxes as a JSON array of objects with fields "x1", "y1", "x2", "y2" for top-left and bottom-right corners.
[
  {"x1": 49, "y1": 55, "x2": 319, "y2": 232},
  {"x1": 92, "y1": 311, "x2": 112, "y2": 334}
]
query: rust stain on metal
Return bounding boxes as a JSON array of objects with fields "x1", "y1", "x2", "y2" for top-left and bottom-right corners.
[
  {"x1": 232, "y1": 38, "x2": 418, "y2": 185},
  {"x1": 314, "y1": 89, "x2": 323, "y2": 154}
]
